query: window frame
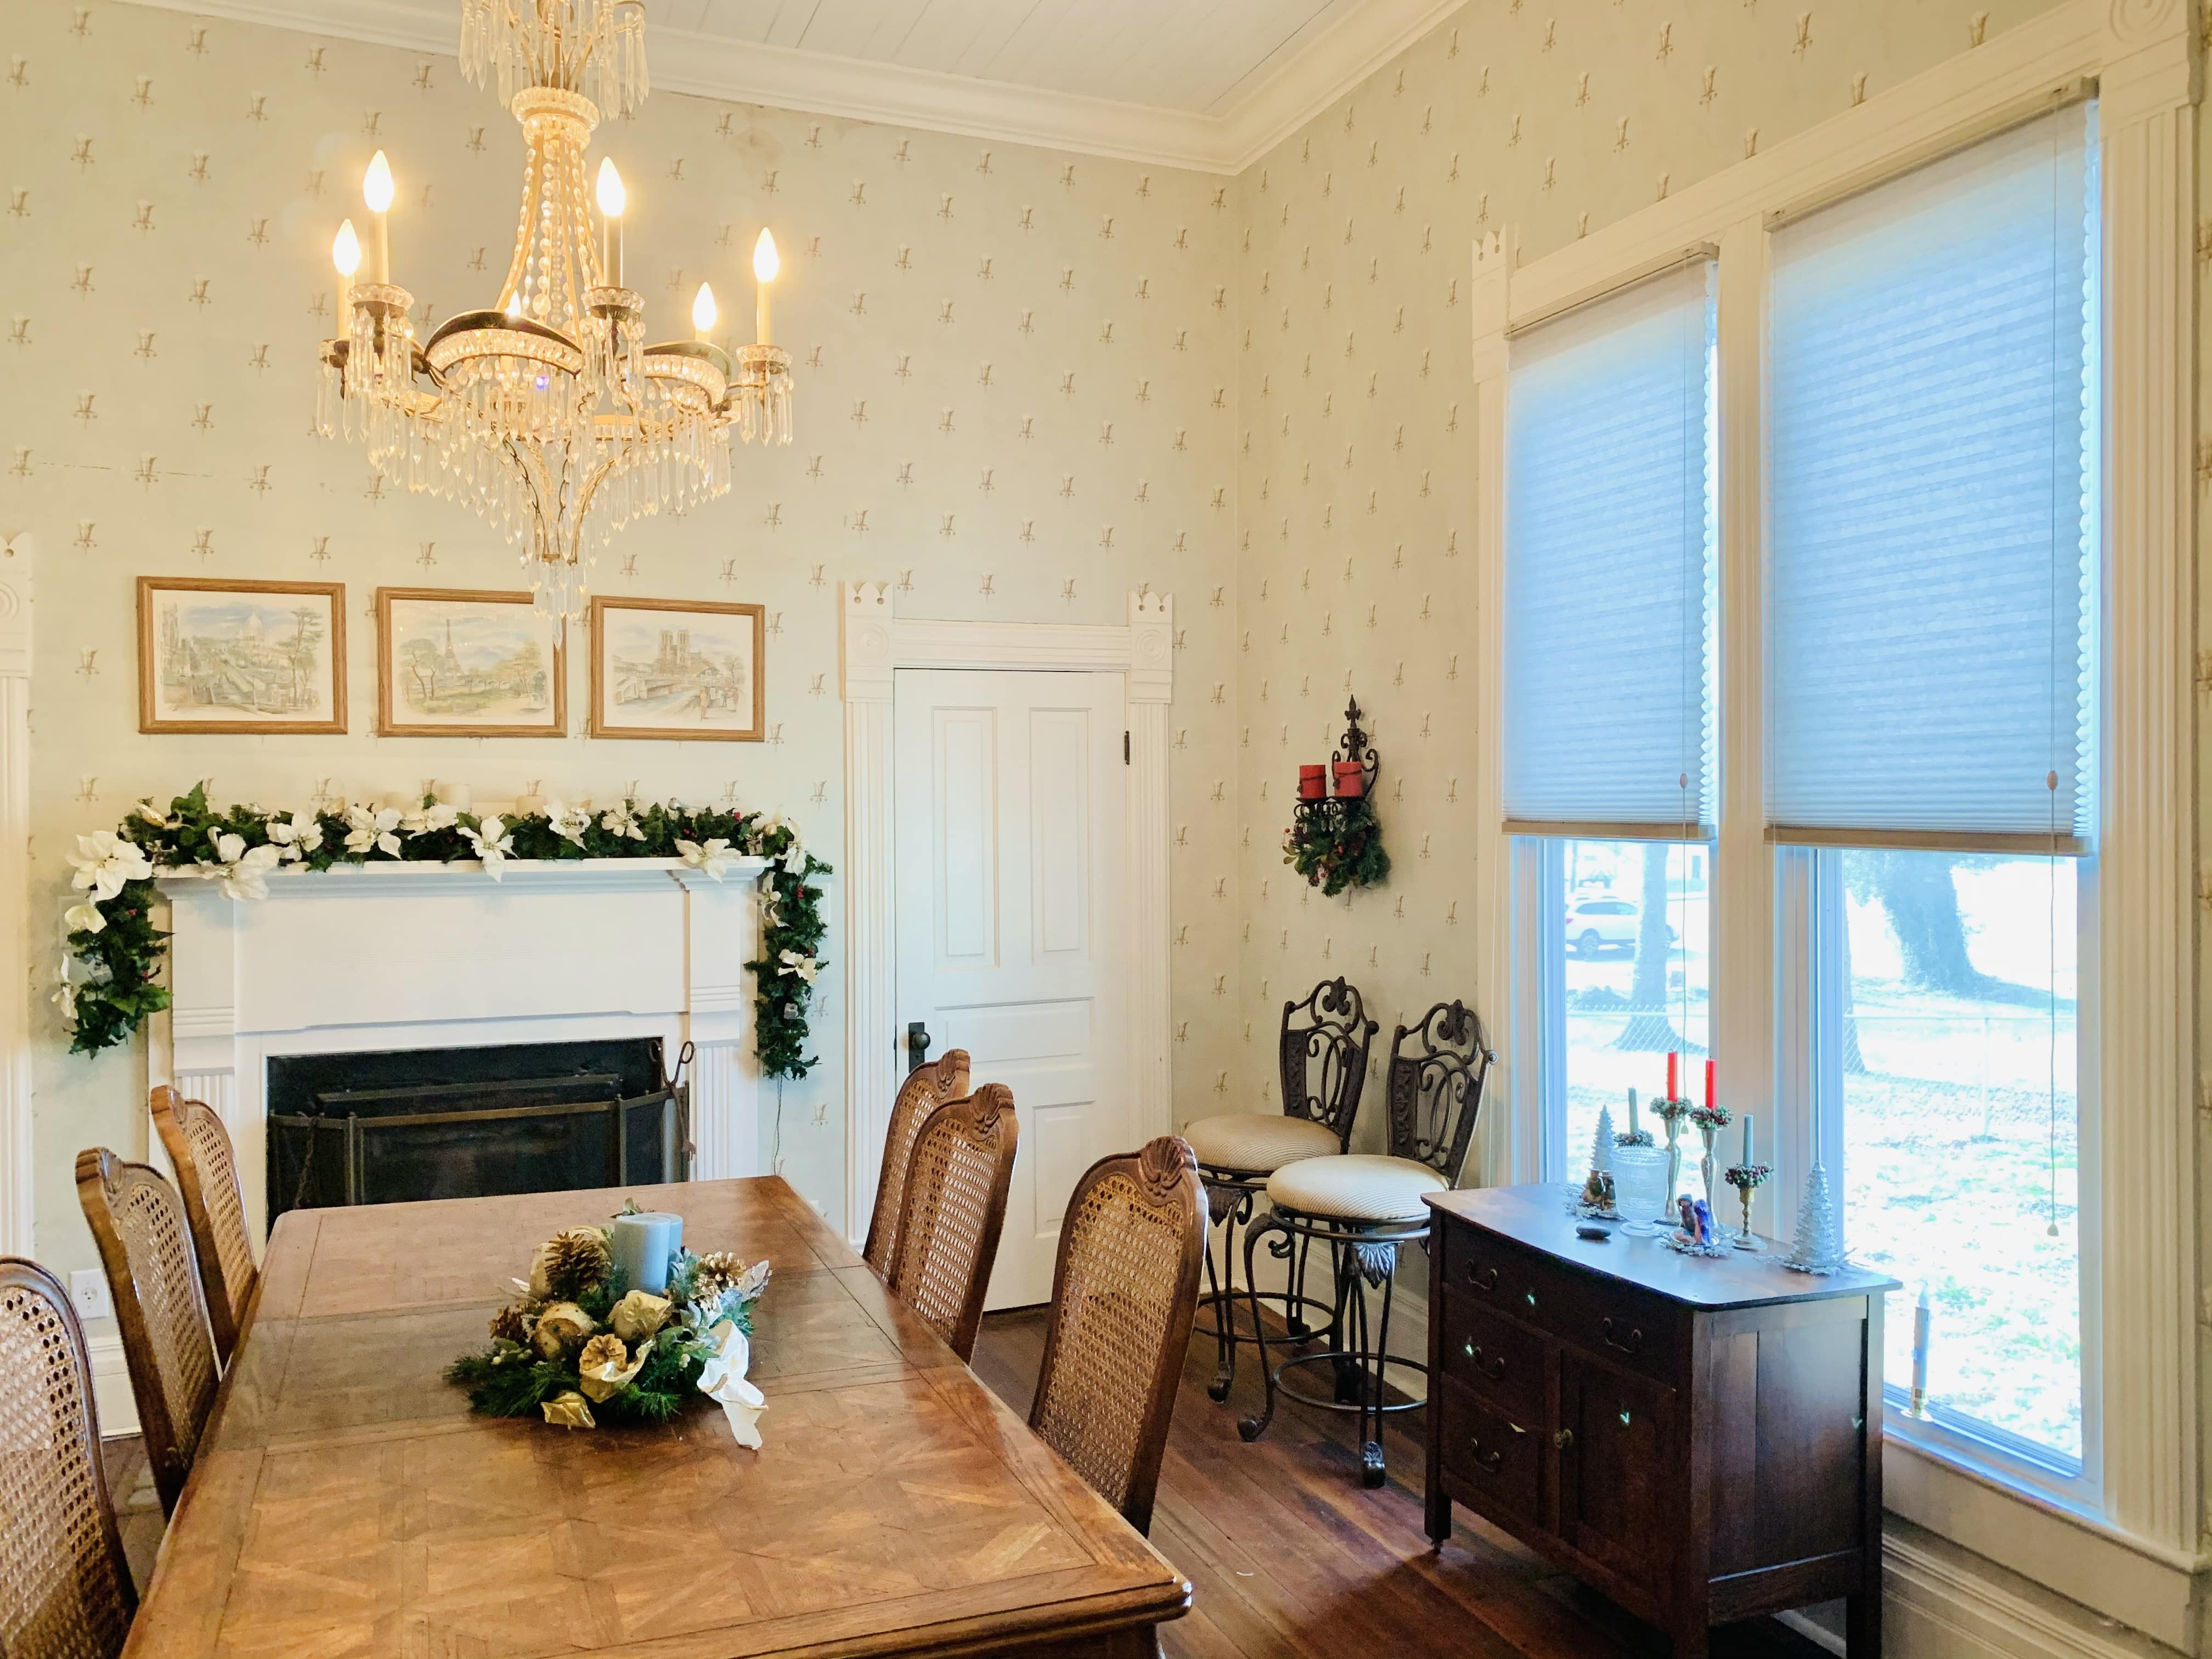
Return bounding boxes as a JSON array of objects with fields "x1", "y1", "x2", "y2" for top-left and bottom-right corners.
[{"x1": 1466, "y1": 2, "x2": 2197, "y2": 1634}]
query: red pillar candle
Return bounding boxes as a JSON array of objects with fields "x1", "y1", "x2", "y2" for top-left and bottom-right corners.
[
  {"x1": 1332, "y1": 760, "x2": 1366, "y2": 799},
  {"x1": 1297, "y1": 764, "x2": 1325, "y2": 800},
  {"x1": 1705, "y1": 1058, "x2": 1717, "y2": 1110},
  {"x1": 1666, "y1": 1051, "x2": 1679, "y2": 1100}
]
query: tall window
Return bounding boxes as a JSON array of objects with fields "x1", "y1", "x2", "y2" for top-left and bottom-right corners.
[
  {"x1": 1504, "y1": 262, "x2": 1717, "y2": 1173},
  {"x1": 1769, "y1": 105, "x2": 2098, "y2": 1472}
]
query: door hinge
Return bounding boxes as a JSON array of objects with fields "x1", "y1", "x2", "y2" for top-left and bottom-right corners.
[{"x1": 1123, "y1": 730, "x2": 1130, "y2": 765}]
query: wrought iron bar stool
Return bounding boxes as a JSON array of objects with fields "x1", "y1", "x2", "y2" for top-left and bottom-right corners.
[
  {"x1": 1180, "y1": 977, "x2": 1378, "y2": 1402},
  {"x1": 1237, "y1": 998, "x2": 1493, "y2": 1485}
]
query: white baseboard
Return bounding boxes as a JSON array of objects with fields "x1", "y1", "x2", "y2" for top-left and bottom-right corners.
[
  {"x1": 1882, "y1": 1531, "x2": 2187, "y2": 1659},
  {"x1": 87, "y1": 1332, "x2": 138, "y2": 1438}
]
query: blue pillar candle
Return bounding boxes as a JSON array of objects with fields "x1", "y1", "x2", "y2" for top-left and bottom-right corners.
[{"x1": 609, "y1": 1211, "x2": 683, "y2": 1294}]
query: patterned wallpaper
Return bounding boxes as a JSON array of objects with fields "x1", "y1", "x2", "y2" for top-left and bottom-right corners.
[
  {"x1": 1, "y1": 2, "x2": 1243, "y2": 1266},
  {"x1": 1227, "y1": 0, "x2": 2068, "y2": 1165},
  {"x1": 0, "y1": 0, "x2": 2124, "y2": 1284}
]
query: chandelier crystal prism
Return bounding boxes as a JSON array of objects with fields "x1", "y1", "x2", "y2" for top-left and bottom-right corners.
[{"x1": 313, "y1": 0, "x2": 794, "y2": 619}]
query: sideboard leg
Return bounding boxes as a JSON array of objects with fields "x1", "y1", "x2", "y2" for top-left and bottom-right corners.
[
  {"x1": 1846, "y1": 1590, "x2": 1882, "y2": 1658},
  {"x1": 1669, "y1": 1618, "x2": 1711, "y2": 1659}
]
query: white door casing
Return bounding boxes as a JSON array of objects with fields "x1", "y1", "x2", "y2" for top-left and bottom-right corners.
[
  {"x1": 893, "y1": 669, "x2": 1128, "y2": 1308},
  {"x1": 0, "y1": 533, "x2": 30, "y2": 1258},
  {"x1": 839, "y1": 582, "x2": 1173, "y2": 1255}
]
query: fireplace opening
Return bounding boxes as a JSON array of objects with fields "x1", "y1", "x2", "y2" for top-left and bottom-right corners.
[{"x1": 267, "y1": 1038, "x2": 687, "y2": 1222}]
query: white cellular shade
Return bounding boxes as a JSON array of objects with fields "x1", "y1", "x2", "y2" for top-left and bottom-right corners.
[
  {"x1": 1767, "y1": 105, "x2": 2097, "y2": 848},
  {"x1": 1503, "y1": 262, "x2": 1717, "y2": 836}
]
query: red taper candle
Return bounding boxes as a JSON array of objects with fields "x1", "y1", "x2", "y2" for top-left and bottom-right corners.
[
  {"x1": 1705, "y1": 1058, "x2": 1717, "y2": 1109},
  {"x1": 1666, "y1": 1051, "x2": 1678, "y2": 1099}
]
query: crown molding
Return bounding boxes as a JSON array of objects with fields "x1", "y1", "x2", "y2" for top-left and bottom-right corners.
[{"x1": 115, "y1": 0, "x2": 1470, "y2": 175}]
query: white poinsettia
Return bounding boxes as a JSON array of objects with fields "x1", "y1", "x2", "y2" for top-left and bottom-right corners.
[
  {"x1": 402, "y1": 801, "x2": 461, "y2": 835},
  {"x1": 676, "y1": 838, "x2": 736, "y2": 881},
  {"x1": 63, "y1": 901, "x2": 106, "y2": 935},
  {"x1": 459, "y1": 815, "x2": 516, "y2": 878},
  {"x1": 695, "y1": 1319, "x2": 767, "y2": 1449},
  {"x1": 599, "y1": 804, "x2": 646, "y2": 841},
  {"x1": 548, "y1": 803, "x2": 592, "y2": 847},
  {"x1": 212, "y1": 833, "x2": 282, "y2": 901},
  {"x1": 779, "y1": 840, "x2": 808, "y2": 875},
  {"x1": 778, "y1": 950, "x2": 819, "y2": 984},
  {"x1": 67, "y1": 831, "x2": 154, "y2": 902},
  {"x1": 343, "y1": 805, "x2": 403, "y2": 858},
  {"x1": 267, "y1": 811, "x2": 324, "y2": 862},
  {"x1": 50, "y1": 958, "x2": 76, "y2": 1026}
]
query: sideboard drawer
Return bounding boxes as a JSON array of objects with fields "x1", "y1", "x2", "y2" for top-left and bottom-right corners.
[
  {"x1": 1440, "y1": 1217, "x2": 1683, "y2": 1387},
  {"x1": 1437, "y1": 1376, "x2": 1543, "y2": 1526},
  {"x1": 1438, "y1": 1295, "x2": 1546, "y2": 1423}
]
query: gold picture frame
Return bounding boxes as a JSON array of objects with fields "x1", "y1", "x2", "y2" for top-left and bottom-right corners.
[
  {"x1": 136, "y1": 577, "x2": 347, "y2": 735},
  {"x1": 375, "y1": 587, "x2": 566, "y2": 738},
  {"x1": 588, "y1": 596, "x2": 766, "y2": 742}
]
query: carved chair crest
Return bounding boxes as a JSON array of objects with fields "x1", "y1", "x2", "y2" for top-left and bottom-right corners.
[
  {"x1": 1277, "y1": 977, "x2": 1380, "y2": 1147},
  {"x1": 1385, "y1": 999, "x2": 1495, "y2": 1184}
]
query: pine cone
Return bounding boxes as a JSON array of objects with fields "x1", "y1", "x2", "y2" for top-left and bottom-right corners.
[
  {"x1": 488, "y1": 1304, "x2": 529, "y2": 1345},
  {"x1": 540, "y1": 1227, "x2": 612, "y2": 1299},
  {"x1": 690, "y1": 1250, "x2": 746, "y2": 1301}
]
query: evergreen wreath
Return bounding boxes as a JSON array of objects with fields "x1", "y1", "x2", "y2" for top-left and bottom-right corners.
[
  {"x1": 1282, "y1": 795, "x2": 1391, "y2": 898},
  {"x1": 57, "y1": 784, "x2": 831, "y2": 1079}
]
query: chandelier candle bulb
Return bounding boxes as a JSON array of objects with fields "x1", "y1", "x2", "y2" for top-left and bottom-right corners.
[
  {"x1": 332, "y1": 219, "x2": 360, "y2": 326},
  {"x1": 595, "y1": 157, "x2": 624, "y2": 286},
  {"x1": 362, "y1": 150, "x2": 394, "y2": 281},
  {"x1": 753, "y1": 228, "x2": 778, "y2": 345},
  {"x1": 692, "y1": 282, "x2": 718, "y2": 343}
]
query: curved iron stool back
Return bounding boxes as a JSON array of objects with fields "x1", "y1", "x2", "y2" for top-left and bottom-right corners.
[
  {"x1": 0, "y1": 1258, "x2": 137, "y2": 1659},
  {"x1": 1279, "y1": 977, "x2": 1379, "y2": 1149},
  {"x1": 1237, "y1": 1000, "x2": 1494, "y2": 1486},
  {"x1": 1385, "y1": 999, "x2": 1493, "y2": 1181},
  {"x1": 1197, "y1": 977, "x2": 1380, "y2": 1403}
]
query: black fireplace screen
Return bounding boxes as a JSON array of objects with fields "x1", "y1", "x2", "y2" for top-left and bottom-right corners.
[{"x1": 267, "y1": 1039, "x2": 687, "y2": 1221}]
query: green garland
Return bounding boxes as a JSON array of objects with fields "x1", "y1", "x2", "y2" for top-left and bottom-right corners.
[
  {"x1": 58, "y1": 783, "x2": 831, "y2": 1079},
  {"x1": 1282, "y1": 797, "x2": 1391, "y2": 898}
]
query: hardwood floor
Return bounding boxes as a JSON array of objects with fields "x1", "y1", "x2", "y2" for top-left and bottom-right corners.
[
  {"x1": 970, "y1": 1308, "x2": 1832, "y2": 1659},
  {"x1": 97, "y1": 1313, "x2": 1832, "y2": 1658}
]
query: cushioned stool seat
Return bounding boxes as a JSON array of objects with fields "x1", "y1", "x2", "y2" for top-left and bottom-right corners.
[
  {"x1": 1182, "y1": 1111, "x2": 1342, "y2": 1175},
  {"x1": 1265, "y1": 1153, "x2": 1447, "y2": 1223}
]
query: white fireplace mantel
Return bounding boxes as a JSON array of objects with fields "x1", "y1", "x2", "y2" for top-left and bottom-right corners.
[{"x1": 149, "y1": 857, "x2": 769, "y2": 1239}]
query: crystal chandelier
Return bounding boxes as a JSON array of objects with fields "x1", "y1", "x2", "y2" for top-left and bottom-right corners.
[{"x1": 313, "y1": 0, "x2": 794, "y2": 618}]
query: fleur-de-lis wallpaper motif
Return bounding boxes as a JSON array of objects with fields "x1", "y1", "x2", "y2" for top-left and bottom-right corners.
[
  {"x1": 1227, "y1": 0, "x2": 2058, "y2": 1155},
  {"x1": 2, "y1": 0, "x2": 2057, "y2": 1252}
]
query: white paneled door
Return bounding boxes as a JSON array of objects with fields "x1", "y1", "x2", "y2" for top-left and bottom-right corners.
[{"x1": 893, "y1": 668, "x2": 1130, "y2": 1310}]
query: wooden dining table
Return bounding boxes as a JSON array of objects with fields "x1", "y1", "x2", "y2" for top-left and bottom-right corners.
[{"x1": 122, "y1": 1176, "x2": 1192, "y2": 1659}]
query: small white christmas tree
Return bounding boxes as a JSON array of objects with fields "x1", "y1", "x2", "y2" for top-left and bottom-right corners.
[
  {"x1": 1590, "y1": 1105, "x2": 1615, "y2": 1177},
  {"x1": 1780, "y1": 1160, "x2": 1846, "y2": 1274}
]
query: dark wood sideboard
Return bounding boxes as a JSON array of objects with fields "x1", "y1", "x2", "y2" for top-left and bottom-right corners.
[{"x1": 1424, "y1": 1184, "x2": 1900, "y2": 1658}]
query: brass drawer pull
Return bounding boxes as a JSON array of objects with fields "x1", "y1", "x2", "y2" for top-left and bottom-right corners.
[
  {"x1": 1468, "y1": 1262, "x2": 1498, "y2": 1291},
  {"x1": 1553, "y1": 1428, "x2": 1574, "y2": 1450},
  {"x1": 1462, "y1": 1340, "x2": 1506, "y2": 1380},
  {"x1": 1468, "y1": 1440, "x2": 1504, "y2": 1474},
  {"x1": 1600, "y1": 1317, "x2": 1643, "y2": 1356}
]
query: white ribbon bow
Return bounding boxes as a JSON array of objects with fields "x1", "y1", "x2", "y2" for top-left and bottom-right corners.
[{"x1": 696, "y1": 1318, "x2": 767, "y2": 1449}]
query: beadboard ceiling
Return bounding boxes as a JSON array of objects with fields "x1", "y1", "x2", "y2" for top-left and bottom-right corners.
[{"x1": 119, "y1": 0, "x2": 1470, "y2": 171}]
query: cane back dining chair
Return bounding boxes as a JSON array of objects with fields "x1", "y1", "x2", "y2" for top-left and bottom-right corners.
[
  {"x1": 75, "y1": 1148, "x2": 219, "y2": 1517},
  {"x1": 149, "y1": 1085, "x2": 259, "y2": 1368},
  {"x1": 0, "y1": 1258, "x2": 137, "y2": 1659},
  {"x1": 1239, "y1": 999, "x2": 1494, "y2": 1486},
  {"x1": 861, "y1": 1049, "x2": 972, "y2": 1280},
  {"x1": 1178, "y1": 977, "x2": 1378, "y2": 1401},
  {"x1": 885, "y1": 1084, "x2": 1019, "y2": 1364},
  {"x1": 1029, "y1": 1136, "x2": 1206, "y2": 1537}
]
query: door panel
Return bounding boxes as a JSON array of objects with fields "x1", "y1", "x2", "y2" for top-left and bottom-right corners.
[
  {"x1": 894, "y1": 669, "x2": 1128, "y2": 1309},
  {"x1": 1558, "y1": 1353, "x2": 1677, "y2": 1592}
]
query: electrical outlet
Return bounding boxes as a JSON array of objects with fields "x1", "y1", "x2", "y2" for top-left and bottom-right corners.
[{"x1": 69, "y1": 1269, "x2": 110, "y2": 1322}]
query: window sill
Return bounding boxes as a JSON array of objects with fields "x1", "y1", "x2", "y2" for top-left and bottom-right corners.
[{"x1": 1883, "y1": 1435, "x2": 2203, "y2": 1652}]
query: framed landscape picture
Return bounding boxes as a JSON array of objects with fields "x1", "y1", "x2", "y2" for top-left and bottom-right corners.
[
  {"x1": 588, "y1": 595, "x2": 765, "y2": 742},
  {"x1": 137, "y1": 577, "x2": 347, "y2": 735},
  {"x1": 375, "y1": 587, "x2": 565, "y2": 738}
]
